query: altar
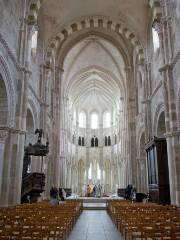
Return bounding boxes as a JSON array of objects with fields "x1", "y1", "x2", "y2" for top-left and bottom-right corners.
[{"x1": 67, "y1": 196, "x2": 123, "y2": 210}]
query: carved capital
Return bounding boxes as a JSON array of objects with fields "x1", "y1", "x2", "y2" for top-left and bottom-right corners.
[
  {"x1": 150, "y1": 0, "x2": 163, "y2": 23},
  {"x1": 0, "y1": 130, "x2": 8, "y2": 141}
]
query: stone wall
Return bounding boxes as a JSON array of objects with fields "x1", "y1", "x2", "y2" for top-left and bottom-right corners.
[{"x1": 0, "y1": 0, "x2": 22, "y2": 57}]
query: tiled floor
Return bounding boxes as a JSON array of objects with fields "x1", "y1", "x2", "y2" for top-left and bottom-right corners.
[{"x1": 68, "y1": 210, "x2": 122, "y2": 240}]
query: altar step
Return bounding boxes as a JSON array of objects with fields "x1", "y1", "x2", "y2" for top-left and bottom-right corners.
[
  {"x1": 81, "y1": 197, "x2": 108, "y2": 203},
  {"x1": 83, "y1": 203, "x2": 106, "y2": 210}
]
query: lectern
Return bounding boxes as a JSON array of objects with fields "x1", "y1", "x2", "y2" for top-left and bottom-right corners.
[{"x1": 145, "y1": 137, "x2": 170, "y2": 204}]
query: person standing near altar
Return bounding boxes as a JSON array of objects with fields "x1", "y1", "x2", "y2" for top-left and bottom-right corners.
[
  {"x1": 97, "y1": 184, "x2": 102, "y2": 198},
  {"x1": 87, "y1": 185, "x2": 91, "y2": 197},
  {"x1": 93, "y1": 185, "x2": 98, "y2": 197}
]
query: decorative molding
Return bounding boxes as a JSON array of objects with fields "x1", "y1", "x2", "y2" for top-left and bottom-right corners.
[
  {"x1": 46, "y1": 15, "x2": 145, "y2": 66},
  {"x1": 149, "y1": 0, "x2": 163, "y2": 23},
  {"x1": 0, "y1": 126, "x2": 26, "y2": 135},
  {"x1": 27, "y1": 0, "x2": 43, "y2": 24}
]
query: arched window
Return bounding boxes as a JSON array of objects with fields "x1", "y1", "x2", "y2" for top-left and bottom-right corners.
[
  {"x1": 31, "y1": 30, "x2": 38, "y2": 57},
  {"x1": 91, "y1": 136, "x2": 98, "y2": 147},
  {"x1": 157, "y1": 112, "x2": 166, "y2": 138},
  {"x1": 91, "y1": 112, "x2": 98, "y2": 129},
  {"x1": 78, "y1": 136, "x2": 81, "y2": 146},
  {"x1": 105, "y1": 136, "x2": 108, "y2": 146},
  {"x1": 152, "y1": 27, "x2": 160, "y2": 52},
  {"x1": 103, "y1": 111, "x2": 111, "y2": 128},
  {"x1": 82, "y1": 137, "x2": 85, "y2": 146},
  {"x1": 91, "y1": 138, "x2": 94, "y2": 147},
  {"x1": 79, "y1": 111, "x2": 86, "y2": 128},
  {"x1": 95, "y1": 137, "x2": 98, "y2": 147},
  {"x1": 108, "y1": 136, "x2": 111, "y2": 146}
]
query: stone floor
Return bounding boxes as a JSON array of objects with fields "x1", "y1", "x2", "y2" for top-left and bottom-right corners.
[{"x1": 68, "y1": 210, "x2": 122, "y2": 240}]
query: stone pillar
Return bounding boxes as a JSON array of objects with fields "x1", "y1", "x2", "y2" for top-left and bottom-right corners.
[
  {"x1": 0, "y1": 129, "x2": 8, "y2": 201},
  {"x1": 51, "y1": 66, "x2": 63, "y2": 188},
  {"x1": 124, "y1": 66, "x2": 136, "y2": 186},
  {"x1": 142, "y1": 62, "x2": 153, "y2": 141},
  {"x1": 136, "y1": 157, "x2": 147, "y2": 193},
  {"x1": 120, "y1": 99, "x2": 127, "y2": 186},
  {"x1": 159, "y1": 64, "x2": 180, "y2": 204},
  {"x1": 151, "y1": 1, "x2": 180, "y2": 204},
  {"x1": 8, "y1": 130, "x2": 26, "y2": 206},
  {"x1": 7, "y1": 28, "x2": 31, "y2": 206},
  {"x1": 86, "y1": 145, "x2": 90, "y2": 182}
]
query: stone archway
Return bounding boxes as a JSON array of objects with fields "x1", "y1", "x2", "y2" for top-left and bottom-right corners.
[
  {"x1": 46, "y1": 15, "x2": 144, "y2": 67},
  {"x1": 0, "y1": 74, "x2": 8, "y2": 126},
  {"x1": 0, "y1": 74, "x2": 9, "y2": 204}
]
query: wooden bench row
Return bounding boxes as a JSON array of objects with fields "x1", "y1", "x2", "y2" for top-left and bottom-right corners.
[
  {"x1": 107, "y1": 200, "x2": 180, "y2": 239},
  {"x1": 0, "y1": 200, "x2": 83, "y2": 239}
]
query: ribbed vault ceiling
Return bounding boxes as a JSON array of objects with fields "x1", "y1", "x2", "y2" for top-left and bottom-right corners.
[
  {"x1": 38, "y1": 0, "x2": 150, "y2": 114},
  {"x1": 63, "y1": 36, "x2": 124, "y2": 113}
]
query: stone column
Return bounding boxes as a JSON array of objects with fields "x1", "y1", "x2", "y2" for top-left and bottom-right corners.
[
  {"x1": 160, "y1": 65, "x2": 180, "y2": 204},
  {"x1": 0, "y1": 129, "x2": 8, "y2": 201},
  {"x1": 124, "y1": 66, "x2": 136, "y2": 186},
  {"x1": 155, "y1": 2, "x2": 180, "y2": 204},
  {"x1": 85, "y1": 145, "x2": 90, "y2": 186},
  {"x1": 52, "y1": 67, "x2": 63, "y2": 188},
  {"x1": 120, "y1": 99, "x2": 127, "y2": 186}
]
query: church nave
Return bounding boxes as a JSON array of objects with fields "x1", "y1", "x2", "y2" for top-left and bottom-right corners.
[{"x1": 0, "y1": 0, "x2": 180, "y2": 238}]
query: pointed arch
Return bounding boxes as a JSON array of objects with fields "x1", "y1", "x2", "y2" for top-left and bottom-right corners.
[{"x1": 0, "y1": 55, "x2": 15, "y2": 127}]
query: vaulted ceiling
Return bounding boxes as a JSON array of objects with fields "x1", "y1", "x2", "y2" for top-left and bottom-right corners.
[
  {"x1": 63, "y1": 37, "x2": 124, "y2": 113},
  {"x1": 38, "y1": 0, "x2": 150, "y2": 115},
  {"x1": 39, "y1": 0, "x2": 150, "y2": 44}
]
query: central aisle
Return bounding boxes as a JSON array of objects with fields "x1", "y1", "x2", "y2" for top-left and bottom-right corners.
[{"x1": 68, "y1": 210, "x2": 122, "y2": 240}]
